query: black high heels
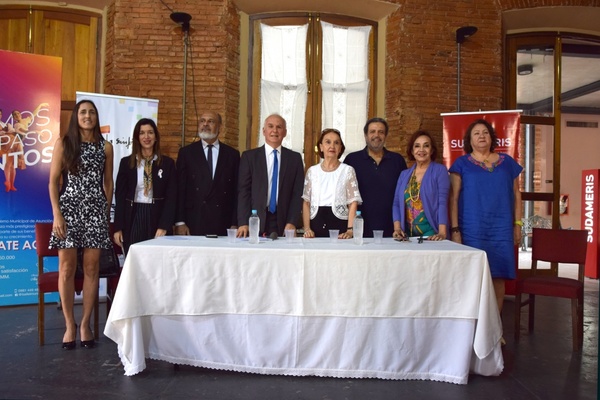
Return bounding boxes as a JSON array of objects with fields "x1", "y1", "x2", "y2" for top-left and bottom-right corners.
[
  {"x1": 62, "y1": 324, "x2": 77, "y2": 350},
  {"x1": 80, "y1": 325, "x2": 95, "y2": 349},
  {"x1": 80, "y1": 339, "x2": 95, "y2": 349},
  {"x1": 62, "y1": 340, "x2": 76, "y2": 350}
]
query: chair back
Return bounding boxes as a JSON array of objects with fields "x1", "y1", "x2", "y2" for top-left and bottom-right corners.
[
  {"x1": 35, "y1": 223, "x2": 58, "y2": 258},
  {"x1": 531, "y1": 228, "x2": 588, "y2": 280}
]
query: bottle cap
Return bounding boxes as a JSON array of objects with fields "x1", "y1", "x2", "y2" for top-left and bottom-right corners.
[{"x1": 356, "y1": 211, "x2": 361, "y2": 216}]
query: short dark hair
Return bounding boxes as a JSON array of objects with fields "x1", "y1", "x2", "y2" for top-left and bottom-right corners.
[
  {"x1": 463, "y1": 118, "x2": 498, "y2": 153},
  {"x1": 317, "y1": 128, "x2": 346, "y2": 159},
  {"x1": 406, "y1": 130, "x2": 439, "y2": 162},
  {"x1": 363, "y1": 117, "x2": 389, "y2": 136}
]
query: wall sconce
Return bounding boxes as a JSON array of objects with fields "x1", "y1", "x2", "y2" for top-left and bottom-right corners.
[
  {"x1": 456, "y1": 26, "x2": 478, "y2": 44},
  {"x1": 456, "y1": 26, "x2": 478, "y2": 112},
  {"x1": 170, "y1": 11, "x2": 193, "y2": 148},
  {"x1": 171, "y1": 12, "x2": 192, "y2": 33},
  {"x1": 518, "y1": 64, "x2": 534, "y2": 76}
]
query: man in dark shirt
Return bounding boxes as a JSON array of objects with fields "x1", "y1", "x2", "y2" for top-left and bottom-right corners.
[{"x1": 344, "y1": 117, "x2": 407, "y2": 237}]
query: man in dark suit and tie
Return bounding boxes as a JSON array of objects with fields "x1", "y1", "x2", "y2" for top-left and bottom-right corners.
[
  {"x1": 175, "y1": 111, "x2": 240, "y2": 236},
  {"x1": 237, "y1": 114, "x2": 304, "y2": 237}
]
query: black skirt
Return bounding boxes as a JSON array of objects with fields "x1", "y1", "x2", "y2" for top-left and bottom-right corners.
[{"x1": 310, "y1": 206, "x2": 347, "y2": 237}]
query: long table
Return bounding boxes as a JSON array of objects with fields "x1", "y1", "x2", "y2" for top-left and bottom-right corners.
[{"x1": 104, "y1": 236, "x2": 504, "y2": 384}]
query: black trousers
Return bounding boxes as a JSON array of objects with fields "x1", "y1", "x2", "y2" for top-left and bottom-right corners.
[{"x1": 264, "y1": 209, "x2": 279, "y2": 236}]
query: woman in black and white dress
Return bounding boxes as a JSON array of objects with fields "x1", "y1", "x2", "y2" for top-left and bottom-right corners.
[{"x1": 48, "y1": 100, "x2": 113, "y2": 349}]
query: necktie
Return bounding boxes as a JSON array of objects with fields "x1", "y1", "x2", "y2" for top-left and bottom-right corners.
[
  {"x1": 143, "y1": 157, "x2": 153, "y2": 196},
  {"x1": 207, "y1": 144, "x2": 213, "y2": 179},
  {"x1": 269, "y1": 149, "x2": 278, "y2": 213}
]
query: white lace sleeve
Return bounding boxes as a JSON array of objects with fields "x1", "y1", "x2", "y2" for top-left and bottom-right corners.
[
  {"x1": 344, "y1": 166, "x2": 362, "y2": 204},
  {"x1": 302, "y1": 167, "x2": 313, "y2": 202}
]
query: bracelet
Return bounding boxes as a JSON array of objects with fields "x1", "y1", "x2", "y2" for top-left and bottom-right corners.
[
  {"x1": 450, "y1": 227, "x2": 460, "y2": 233},
  {"x1": 346, "y1": 227, "x2": 353, "y2": 230},
  {"x1": 514, "y1": 220, "x2": 523, "y2": 226}
]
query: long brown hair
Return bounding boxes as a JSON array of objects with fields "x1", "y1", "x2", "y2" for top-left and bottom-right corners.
[
  {"x1": 128, "y1": 118, "x2": 162, "y2": 168},
  {"x1": 62, "y1": 100, "x2": 103, "y2": 174}
]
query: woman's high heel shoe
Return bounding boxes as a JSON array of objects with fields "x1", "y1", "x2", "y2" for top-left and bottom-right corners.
[
  {"x1": 80, "y1": 340, "x2": 95, "y2": 349},
  {"x1": 62, "y1": 324, "x2": 77, "y2": 350},
  {"x1": 62, "y1": 341, "x2": 76, "y2": 350},
  {"x1": 80, "y1": 325, "x2": 95, "y2": 349}
]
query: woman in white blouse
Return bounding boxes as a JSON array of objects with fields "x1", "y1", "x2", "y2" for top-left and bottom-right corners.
[{"x1": 302, "y1": 128, "x2": 362, "y2": 239}]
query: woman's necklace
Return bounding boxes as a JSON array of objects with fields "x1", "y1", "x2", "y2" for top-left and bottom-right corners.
[
  {"x1": 408, "y1": 172, "x2": 420, "y2": 203},
  {"x1": 473, "y1": 151, "x2": 492, "y2": 162},
  {"x1": 472, "y1": 152, "x2": 495, "y2": 172}
]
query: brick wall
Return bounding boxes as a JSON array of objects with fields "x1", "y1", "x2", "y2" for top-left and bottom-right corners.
[
  {"x1": 104, "y1": 0, "x2": 240, "y2": 158},
  {"x1": 385, "y1": 0, "x2": 501, "y2": 154},
  {"x1": 104, "y1": 0, "x2": 599, "y2": 159},
  {"x1": 383, "y1": 0, "x2": 600, "y2": 154}
]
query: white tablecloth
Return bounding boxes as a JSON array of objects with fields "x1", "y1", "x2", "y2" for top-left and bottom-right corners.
[{"x1": 104, "y1": 237, "x2": 503, "y2": 384}]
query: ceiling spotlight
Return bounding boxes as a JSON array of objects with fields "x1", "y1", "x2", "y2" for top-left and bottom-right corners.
[
  {"x1": 170, "y1": 12, "x2": 192, "y2": 32},
  {"x1": 518, "y1": 64, "x2": 534, "y2": 76},
  {"x1": 455, "y1": 26, "x2": 478, "y2": 44}
]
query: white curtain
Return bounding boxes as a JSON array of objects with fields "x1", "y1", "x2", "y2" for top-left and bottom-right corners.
[
  {"x1": 259, "y1": 23, "x2": 308, "y2": 152},
  {"x1": 320, "y1": 21, "x2": 371, "y2": 156}
]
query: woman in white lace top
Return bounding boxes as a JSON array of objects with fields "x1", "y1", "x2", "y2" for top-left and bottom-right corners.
[{"x1": 302, "y1": 129, "x2": 362, "y2": 239}]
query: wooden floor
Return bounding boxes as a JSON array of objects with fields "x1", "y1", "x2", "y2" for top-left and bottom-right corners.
[{"x1": 0, "y1": 251, "x2": 597, "y2": 400}]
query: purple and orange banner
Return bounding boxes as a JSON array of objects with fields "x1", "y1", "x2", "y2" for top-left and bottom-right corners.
[{"x1": 0, "y1": 50, "x2": 62, "y2": 306}]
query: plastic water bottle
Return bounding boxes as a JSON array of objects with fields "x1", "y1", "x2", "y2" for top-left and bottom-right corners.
[
  {"x1": 249, "y1": 209, "x2": 260, "y2": 244},
  {"x1": 353, "y1": 211, "x2": 364, "y2": 245}
]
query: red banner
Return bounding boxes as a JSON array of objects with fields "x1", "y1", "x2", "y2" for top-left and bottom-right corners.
[
  {"x1": 582, "y1": 169, "x2": 599, "y2": 279},
  {"x1": 441, "y1": 110, "x2": 521, "y2": 169}
]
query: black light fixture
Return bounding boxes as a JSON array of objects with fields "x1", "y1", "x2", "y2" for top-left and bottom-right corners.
[
  {"x1": 456, "y1": 26, "x2": 478, "y2": 44},
  {"x1": 170, "y1": 12, "x2": 191, "y2": 33},
  {"x1": 518, "y1": 64, "x2": 534, "y2": 76},
  {"x1": 455, "y1": 26, "x2": 478, "y2": 112},
  {"x1": 170, "y1": 12, "x2": 192, "y2": 147}
]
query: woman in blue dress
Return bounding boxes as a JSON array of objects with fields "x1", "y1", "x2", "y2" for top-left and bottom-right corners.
[{"x1": 449, "y1": 119, "x2": 522, "y2": 316}]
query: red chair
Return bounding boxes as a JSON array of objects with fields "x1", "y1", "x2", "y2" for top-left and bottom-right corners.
[
  {"x1": 514, "y1": 228, "x2": 588, "y2": 351},
  {"x1": 36, "y1": 222, "x2": 99, "y2": 345},
  {"x1": 105, "y1": 228, "x2": 123, "y2": 317}
]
